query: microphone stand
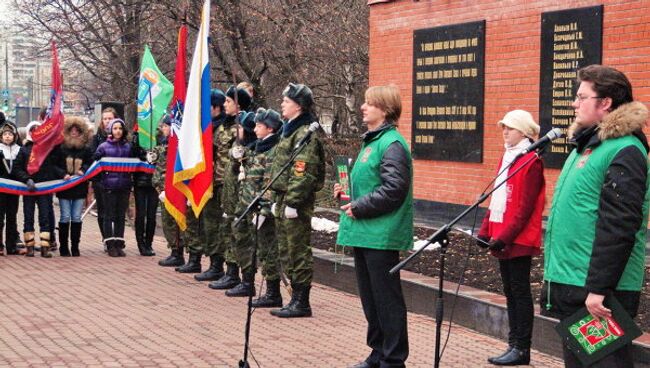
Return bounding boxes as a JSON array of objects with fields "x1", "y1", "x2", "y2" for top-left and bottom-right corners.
[
  {"x1": 389, "y1": 149, "x2": 546, "y2": 368},
  {"x1": 234, "y1": 133, "x2": 314, "y2": 368}
]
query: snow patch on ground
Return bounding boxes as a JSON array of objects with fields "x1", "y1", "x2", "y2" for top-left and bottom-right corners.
[{"x1": 312, "y1": 217, "x2": 339, "y2": 233}]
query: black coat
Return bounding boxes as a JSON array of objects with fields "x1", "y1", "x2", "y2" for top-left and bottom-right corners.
[{"x1": 14, "y1": 142, "x2": 66, "y2": 183}]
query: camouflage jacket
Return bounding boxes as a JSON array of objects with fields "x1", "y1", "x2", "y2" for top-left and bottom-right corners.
[
  {"x1": 214, "y1": 114, "x2": 238, "y2": 185},
  {"x1": 269, "y1": 112, "x2": 325, "y2": 208},
  {"x1": 223, "y1": 141, "x2": 254, "y2": 216},
  {"x1": 150, "y1": 142, "x2": 168, "y2": 192},
  {"x1": 236, "y1": 134, "x2": 280, "y2": 218}
]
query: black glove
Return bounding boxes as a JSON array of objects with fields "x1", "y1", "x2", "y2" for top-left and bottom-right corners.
[
  {"x1": 476, "y1": 235, "x2": 490, "y2": 249},
  {"x1": 26, "y1": 179, "x2": 36, "y2": 192},
  {"x1": 489, "y1": 239, "x2": 506, "y2": 252}
]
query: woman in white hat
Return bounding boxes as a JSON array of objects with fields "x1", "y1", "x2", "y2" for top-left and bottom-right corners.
[{"x1": 477, "y1": 110, "x2": 546, "y2": 366}]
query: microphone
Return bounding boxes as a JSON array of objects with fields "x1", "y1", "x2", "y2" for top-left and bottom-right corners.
[
  {"x1": 294, "y1": 122, "x2": 321, "y2": 149},
  {"x1": 519, "y1": 127, "x2": 564, "y2": 155}
]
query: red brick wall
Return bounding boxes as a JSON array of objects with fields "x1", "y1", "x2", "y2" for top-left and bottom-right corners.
[{"x1": 368, "y1": 0, "x2": 650, "y2": 210}]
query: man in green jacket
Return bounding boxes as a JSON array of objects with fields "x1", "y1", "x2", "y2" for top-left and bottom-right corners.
[{"x1": 542, "y1": 65, "x2": 649, "y2": 368}]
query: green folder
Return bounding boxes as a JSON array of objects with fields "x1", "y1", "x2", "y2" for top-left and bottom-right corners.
[
  {"x1": 334, "y1": 156, "x2": 352, "y2": 206},
  {"x1": 555, "y1": 295, "x2": 642, "y2": 366}
]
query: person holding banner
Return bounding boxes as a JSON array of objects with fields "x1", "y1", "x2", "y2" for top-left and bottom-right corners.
[
  {"x1": 268, "y1": 83, "x2": 326, "y2": 318},
  {"x1": 335, "y1": 85, "x2": 412, "y2": 368},
  {"x1": 89, "y1": 107, "x2": 117, "y2": 251},
  {"x1": 93, "y1": 118, "x2": 133, "y2": 257},
  {"x1": 14, "y1": 121, "x2": 65, "y2": 258},
  {"x1": 542, "y1": 65, "x2": 649, "y2": 367},
  {"x1": 0, "y1": 120, "x2": 21, "y2": 255},
  {"x1": 56, "y1": 117, "x2": 94, "y2": 257},
  {"x1": 477, "y1": 110, "x2": 545, "y2": 366}
]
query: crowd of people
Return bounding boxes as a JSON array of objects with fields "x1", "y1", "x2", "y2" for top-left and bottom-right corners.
[{"x1": 0, "y1": 64, "x2": 647, "y2": 368}]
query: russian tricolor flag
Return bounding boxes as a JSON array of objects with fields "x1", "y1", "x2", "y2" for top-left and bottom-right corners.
[{"x1": 173, "y1": 0, "x2": 213, "y2": 216}]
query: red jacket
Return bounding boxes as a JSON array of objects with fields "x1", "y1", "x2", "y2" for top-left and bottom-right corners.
[{"x1": 479, "y1": 151, "x2": 545, "y2": 259}]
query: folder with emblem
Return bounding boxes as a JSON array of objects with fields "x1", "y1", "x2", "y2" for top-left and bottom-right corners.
[
  {"x1": 334, "y1": 156, "x2": 352, "y2": 206},
  {"x1": 555, "y1": 295, "x2": 641, "y2": 366}
]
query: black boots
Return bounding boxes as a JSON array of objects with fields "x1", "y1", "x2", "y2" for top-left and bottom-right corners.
[
  {"x1": 159, "y1": 248, "x2": 185, "y2": 267},
  {"x1": 208, "y1": 263, "x2": 240, "y2": 289},
  {"x1": 176, "y1": 252, "x2": 202, "y2": 273},
  {"x1": 70, "y1": 222, "x2": 82, "y2": 257},
  {"x1": 136, "y1": 233, "x2": 155, "y2": 256},
  {"x1": 194, "y1": 255, "x2": 225, "y2": 281},
  {"x1": 488, "y1": 347, "x2": 530, "y2": 366},
  {"x1": 252, "y1": 279, "x2": 283, "y2": 308},
  {"x1": 270, "y1": 283, "x2": 312, "y2": 318},
  {"x1": 107, "y1": 239, "x2": 126, "y2": 257},
  {"x1": 58, "y1": 222, "x2": 70, "y2": 257},
  {"x1": 225, "y1": 270, "x2": 255, "y2": 297}
]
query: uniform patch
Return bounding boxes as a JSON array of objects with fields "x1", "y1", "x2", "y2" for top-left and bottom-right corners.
[
  {"x1": 577, "y1": 148, "x2": 592, "y2": 168},
  {"x1": 294, "y1": 160, "x2": 306, "y2": 176},
  {"x1": 360, "y1": 147, "x2": 372, "y2": 163}
]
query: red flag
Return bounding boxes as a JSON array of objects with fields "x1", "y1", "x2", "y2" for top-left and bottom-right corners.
[
  {"x1": 28, "y1": 41, "x2": 64, "y2": 175},
  {"x1": 164, "y1": 25, "x2": 188, "y2": 230}
]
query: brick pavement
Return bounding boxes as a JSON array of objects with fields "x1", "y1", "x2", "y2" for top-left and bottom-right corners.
[{"x1": 0, "y1": 213, "x2": 564, "y2": 367}]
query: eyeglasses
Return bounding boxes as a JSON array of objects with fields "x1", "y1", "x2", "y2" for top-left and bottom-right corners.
[{"x1": 574, "y1": 95, "x2": 603, "y2": 103}]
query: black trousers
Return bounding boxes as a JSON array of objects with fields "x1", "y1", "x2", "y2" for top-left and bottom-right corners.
[
  {"x1": 93, "y1": 182, "x2": 106, "y2": 239},
  {"x1": 102, "y1": 189, "x2": 129, "y2": 240},
  {"x1": 0, "y1": 193, "x2": 19, "y2": 247},
  {"x1": 499, "y1": 256, "x2": 534, "y2": 350},
  {"x1": 134, "y1": 186, "x2": 158, "y2": 246},
  {"x1": 23, "y1": 194, "x2": 53, "y2": 233},
  {"x1": 353, "y1": 247, "x2": 409, "y2": 368}
]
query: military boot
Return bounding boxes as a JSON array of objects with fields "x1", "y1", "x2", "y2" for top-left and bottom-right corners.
[
  {"x1": 70, "y1": 222, "x2": 82, "y2": 257},
  {"x1": 159, "y1": 248, "x2": 185, "y2": 267},
  {"x1": 208, "y1": 263, "x2": 240, "y2": 290},
  {"x1": 270, "y1": 283, "x2": 312, "y2": 318},
  {"x1": 40, "y1": 232, "x2": 53, "y2": 258},
  {"x1": 24, "y1": 232, "x2": 35, "y2": 257},
  {"x1": 58, "y1": 222, "x2": 71, "y2": 257},
  {"x1": 194, "y1": 254, "x2": 225, "y2": 281},
  {"x1": 225, "y1": 270, "x2": 256, "y2": 297},
  {"x1": 176, "y1": 252, "x2": 202, "y2": 273},
  {"x1": 252, "y1": 279, "x2": 283, "y2": 308}
]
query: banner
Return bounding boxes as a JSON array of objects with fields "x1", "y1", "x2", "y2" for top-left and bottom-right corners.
[
  {"x1": 0, "y1": 158, "x2": 153, "y2": 196},
  {"x1": 137, "y1": 45, "x2": 173, "y2": 150},
  {"x1": 28, "y1": 41, "x2": 64, "y2": 174},
  {"x1": 164, "y1": 25, "x2": 189, "y2": 230},
  {"x1": 173, "y1": 0, "x2": 213, "y2": 216}
]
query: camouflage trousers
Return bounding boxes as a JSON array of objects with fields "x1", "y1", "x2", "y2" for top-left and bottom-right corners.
[
  {"x1": 257, "y1": 216, "x2": 280, "y2": 281},
  {"x1": 232, "y1": 215, "x2": 254, "y2": 273},
  {"x1": 275, "y1": 195, "x2": 314, "y2": 285},
  {"x1": 161, "y1": 206, "x2": 181, "y2": 250},
  {"x1": 202, "y1": 186, "x2": 230, "y2": 259},
  {"x1": 182, "y1": 210, "x2": 203, "y2": 254}
]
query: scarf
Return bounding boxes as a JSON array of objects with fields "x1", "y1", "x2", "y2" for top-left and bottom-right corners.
[
  {"x1": 488, "y1": 139, "x2": 531, "y2": 223},
  {"x1": 0, "y1": 143, "x2": 19, "y2": 174}
]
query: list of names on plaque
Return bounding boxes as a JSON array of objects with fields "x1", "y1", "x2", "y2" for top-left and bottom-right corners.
[
  {"x1": 539, "y1": 6, "x2": 603, "y2": 168},
  {"x1": 412, "y1": 21, "x2": 485, "y2": 163}
]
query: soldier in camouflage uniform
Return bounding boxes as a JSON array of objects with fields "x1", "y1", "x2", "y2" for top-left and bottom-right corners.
[
  {"x1": 176, "y1": 208, "x2": 202, "y2": 273},
  {"x1": 194, "y1": 89, "x2": 228, "y2": 282},
  {"x1": 151, "y1": 116, "x2": 185, "y2": 267},
  {"x1": 234, "y1": 108, "x2": 284, "y2": 306},
  {"x1": 269, "y1": 83, "x2": 326, "y2": 318},
  {"x1": 208, "y1": 86, "x2": 253, "y2": 290}
]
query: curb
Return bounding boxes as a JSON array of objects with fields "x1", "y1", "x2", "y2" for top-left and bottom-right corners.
[{"x1": 312, "y1": 247, "x2": 650, "y2": 367}]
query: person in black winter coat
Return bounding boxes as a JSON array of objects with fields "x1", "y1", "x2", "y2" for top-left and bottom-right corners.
[
  {"x1": 14, "y1": 121, "x2": 65, "y2": 257},
  {"x1": 131, "y1": 125, "x2": 158, "y2": 257},
  {"x1": 88, "y1": 107, "x2": 115, "y2": 251},
  {"x1": 56, "y1": 117, "x2": 93, "y2": 257},
  {"x1": 0, "y1": 121, "x2": 21, "y2": 255}
]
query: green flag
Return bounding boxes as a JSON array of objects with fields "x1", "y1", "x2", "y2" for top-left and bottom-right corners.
[{"x1": 137, "y1": 45, "x2": 173, "y2": 149}]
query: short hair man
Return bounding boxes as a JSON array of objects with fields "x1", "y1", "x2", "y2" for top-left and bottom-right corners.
[{"x1": 542, "y1": 65, "x2": 649, "y2": 367}]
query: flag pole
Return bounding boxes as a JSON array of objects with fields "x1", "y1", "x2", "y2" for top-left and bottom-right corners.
[{"x1": 149, "y1": 90, "x2": 154, "y2": 151}]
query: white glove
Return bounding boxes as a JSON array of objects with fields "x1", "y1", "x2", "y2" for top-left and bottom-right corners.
[
  {"x1": 223, "y1": 212, "x2": 229, "y2": 219},
  {"x1": 158, "y1": 191, "x2": 165, "y2": 201},
  {"x1": 271, "y1": 203, "x2": 277, "y2": 217},
  {"x1": 284, "y1": 206, "x2": 298, "y2": 219},
  {"x1": 252, "y1": 214, "x2": 266, "y2": 230},
  {"x1": 146, "y1": 151, "x2": 157, "y2": 164}
]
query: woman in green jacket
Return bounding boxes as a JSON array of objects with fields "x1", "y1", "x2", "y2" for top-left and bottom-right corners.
[{"x1": 335, "y1": 85, "x2": 413, "y2": 368}]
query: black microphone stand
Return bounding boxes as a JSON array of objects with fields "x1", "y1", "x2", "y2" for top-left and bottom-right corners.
[
  {"x1": 389, "y1": 149, "x2": 546, "y2": 368},
  {"x1": 234, "y1": 134, "x2": 314, "y2": 368}
]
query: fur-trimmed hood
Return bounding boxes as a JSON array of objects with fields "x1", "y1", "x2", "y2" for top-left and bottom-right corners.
[
  {"x1": 63, "y1": 116, "x2": 90, "y2": 149},
  {"x1": 569, "y1": 101, "x2": 649, "y2": 141}
]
